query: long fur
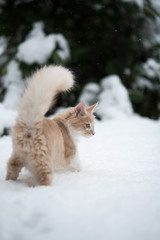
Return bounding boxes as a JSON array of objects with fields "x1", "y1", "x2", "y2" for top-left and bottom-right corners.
[{"x1": 18, "y1": 65, "x2": 74, "y2": 126}]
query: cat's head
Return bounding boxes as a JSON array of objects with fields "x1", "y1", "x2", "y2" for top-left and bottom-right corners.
[{"x1": 69, "y1": 101, "x2": 97, "y2": 137}]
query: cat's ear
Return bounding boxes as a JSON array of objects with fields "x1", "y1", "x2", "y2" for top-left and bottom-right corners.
[
  {"x1": 75, "y1": 101, "x2": 86, "y2": 117},
  {"x1": 86, "y1": 102, "x2": 98, "y2": 113}
]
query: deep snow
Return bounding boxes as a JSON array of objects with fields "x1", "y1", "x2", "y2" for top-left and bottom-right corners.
[{"x1": 0, "y1": 116, "x2": 160, "y2": 240}]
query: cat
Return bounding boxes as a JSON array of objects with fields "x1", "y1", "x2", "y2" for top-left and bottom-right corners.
[{"x1": 6, "y1": 65, "x2": 97, "y2": 186}]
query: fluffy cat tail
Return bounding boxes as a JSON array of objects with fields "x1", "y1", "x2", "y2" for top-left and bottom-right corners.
[{"x1": 18, "y1": 65, "x2": 74, "y2": 126}]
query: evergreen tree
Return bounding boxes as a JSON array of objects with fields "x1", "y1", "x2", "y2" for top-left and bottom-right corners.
[{"x1": 0, "y1": 0, "x2": 159, "y2": 118}]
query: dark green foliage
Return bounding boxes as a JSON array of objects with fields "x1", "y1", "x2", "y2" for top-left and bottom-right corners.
[
  {"x1": 0, "y1": 0, "x2": 159, "y2": 118},
  {"x1": 1, "y1": 127, "x2": 10, "y2": 137}
]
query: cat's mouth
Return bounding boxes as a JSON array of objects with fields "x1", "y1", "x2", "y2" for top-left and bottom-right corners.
[
  {"x1": 85, "y1": 130, "x2": 95, "y2": 137},
  {"x1": 90, "y1": 130, "x2": 95, "y2": 135}
]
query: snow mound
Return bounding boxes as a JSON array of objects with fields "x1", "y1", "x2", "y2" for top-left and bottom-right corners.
[
  {"x1": 97, "y1": 75, "x2": 133, "y2": 119},
  {"x1": 16, "y1": 22, "x2": 70, "y2": 64},
  {"x1": 79, "y1": 82, "x2": 100, "y2": 106},
  {"x1": 2, "y1": 60, "x2": 24, "y2": 110},
  {"x1": 0, "y1": 103, "x2": 17, "y2": 135}
]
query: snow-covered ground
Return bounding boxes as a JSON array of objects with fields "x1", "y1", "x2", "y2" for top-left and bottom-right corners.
[{"x1": 0, "y1": 116, "x2": 160, "y2": 240}]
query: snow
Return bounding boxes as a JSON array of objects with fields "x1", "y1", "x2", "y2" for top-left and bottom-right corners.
[
  {"x1": 0, "y1": 116, "x2": 160, "y2": 240},
  {"x1": 0, "y1": 103, "x2": 17, "y2": 135},
  {"x1": 133, "y1": 76, "x2": 153, "y2": 90},
  {"x1": 16, "y1": 22, "x2": 70, "y2": 65},
  {"x1": 152, "y1": 0, "x2": 160, "y2": 8},
  {"x1": 143, "y1": 1, "x2": 160, "y2": 48},
  {"x1": 2, "y1": 60, "x2": 24, "y2": 110},
  {"x1": 0, "y1": 36, "x2": 7, "y2": 55},
  {"x1": 79, "y1": 75, "x2": 133, "y2": 120},
  {"x1": 142, "y1": 58, "x2": 160, "y2": 80},
  {"x1": 79, "y1": 83, "x2": 100, "y2": 106},
  {"x1": 0, "y1": 0, "x2": 5, "y2": 5},
  {"x1": 97, "y1": 75, "x2": 133, "y2": 119}
]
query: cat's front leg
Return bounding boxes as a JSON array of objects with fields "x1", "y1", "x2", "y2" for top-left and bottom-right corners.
[{"x1": 68, "y1": 151, "x2": 81, "y2": 172}]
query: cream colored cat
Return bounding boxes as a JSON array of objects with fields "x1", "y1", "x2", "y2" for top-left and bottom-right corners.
[{"x1": 6, "y1": 65, "x2": 97, "y2": 186}]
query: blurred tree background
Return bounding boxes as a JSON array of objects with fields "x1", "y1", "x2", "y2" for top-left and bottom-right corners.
[{"x1": 0, "y1": 0, "x2": 160, "y2": 119}]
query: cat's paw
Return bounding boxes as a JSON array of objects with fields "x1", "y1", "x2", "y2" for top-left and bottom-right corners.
[{"x1": 68, "y1": 165, "x2": 81, "y2": 172}]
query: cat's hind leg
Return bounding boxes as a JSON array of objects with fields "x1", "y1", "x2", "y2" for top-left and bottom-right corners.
[
  {"x1": 6, "y1": 154, "x2": 24, "y2": 181},
  {"x1": 30, "y1": 155, "x2": 53, "y2": 186}
]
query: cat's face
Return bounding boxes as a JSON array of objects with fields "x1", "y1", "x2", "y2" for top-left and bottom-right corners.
[{"x1": 69, "y1": 102, "x2": 97, "y2": 137}]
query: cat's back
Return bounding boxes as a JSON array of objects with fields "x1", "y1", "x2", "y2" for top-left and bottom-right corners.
[
  {"x1": 43, "y1": 118, "x2": 63, "y2": 138},
  {"x1": 43, "y1": 118, "x2": 65, "y2": 158}
]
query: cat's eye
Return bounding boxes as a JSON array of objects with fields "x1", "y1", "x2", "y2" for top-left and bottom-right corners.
[{"x1": 86, "y1": 124, "x2": 91, "y2": 129}]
